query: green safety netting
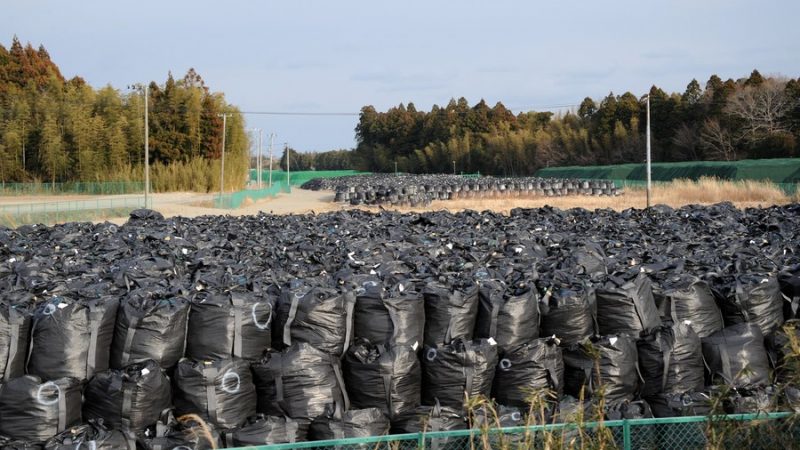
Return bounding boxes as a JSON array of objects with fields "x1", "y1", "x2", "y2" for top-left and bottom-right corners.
[
  {"x1": 249, "y1": 170, "x2": 369, "y2": 186},
  {"x1": 214, "y1": 181, "x2": 292, "y2": 209},
  {"x1": 535, "y1": 158, "x2": 800, "y2": 193}
]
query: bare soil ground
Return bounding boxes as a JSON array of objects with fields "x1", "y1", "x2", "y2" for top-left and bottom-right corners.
[{"x1": 2, "y1": 178, "x2": 795, "y2": 227}]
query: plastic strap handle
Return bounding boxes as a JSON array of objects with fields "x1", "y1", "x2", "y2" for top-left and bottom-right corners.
[
  {"x1": 382, "y1": 372, "x2": 394, "y2": 416},
  {"x1": 120, "y1": 315, "x2": 139, "y2": 366},
  {"x1": 57, "y1": 381, "x2": 67, "y2": 432},
  {"x1": 489, "y1": 296, "x2": 501, "y2": 339},
  {"x1": 5, "y1": 306, "x2": 19, "y2": 381},
  {"x1": 331, "y1": 357, "x2": 351, "y2": 411},
  {"x1": 203, "y1": 366, "x2": 219, "y2": 425},
  {"x1": 463, "y1": 342, "x2": 475, "y2": 402},
  {"x1": 385, "y1": 298, "x2": 401, "y2": 345},
  {"x1": 661, "y1": 340, "x2": 672, "y2": 392},
  {"x1": 87, "y1": 302, "x2": 102, "y2": 378},
  {"x1": 342, "y1": 293, "x2": 355, "y2": 355},
  {"x1": 273, "y1": 355, "x2": 289, "y2": 415},
  {"x1": 719, "y1": 344, "x2": 734, "y2": 384},
  {"x1": 283, "y1": 294, "x2": 301, "y2": 347},
  {"x1": 232, "y1": 296, "x2": 244, "y2": 358},
  {"x1": 122, "y1": 382, "x2": 133, "y2": 429},
  {"x1": 444, "y1": 291, "x2": 461, "y2": 344},
  {"x1": 735, "y1": 282, "x2": 750, "y2": 322},
  {"x1": 286, "y1": 418, "x2": 298, "y2": 444}
]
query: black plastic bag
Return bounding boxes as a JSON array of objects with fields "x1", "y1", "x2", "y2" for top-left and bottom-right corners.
[
  {"x1": 137, "y1": 410, "x2": 222, "y2": 450},
  {"x1": 251, "y1": 343, "x2": 348, "y2": 420},
  {"x1": 719, "y1": 274, "x2": 784, "y2": 337},
  {"x1": 0, "y1": 434, "x2": 41, "y2": 450},
  {"x1": 0, "y1": 302, "x2": 31, "y2": 382},
  {"x1": 44, "y1": 419, "x2": 135, "y2": 450},
  {"x1": 661, "y1": 277, "x2": 724, "y2": 338},
  {"x1": 27, "y1": 296, "x2": 118, "y2": 381},
  {"x1": 422, "y1": 338, "x2": 498, "y2": 408},
  {"x1": 391, "y1": 401, "x2": 467, "y2": 435},
  {"x1": 83, "y1": 359, "x2": 172, "y2": 431},
  {"x1": 562, "y1": 335, "x2": 639, "y2": 403},
  {"x1": 475, "y1": 279, "x2": 539, "y2": 353},
  {"x1": 352, "y1": 277, "x2": 424, "y2": 347},
  {"x1": 493, "y1": 337, "x2": 564, "y2": 407},
  {"x1": 343, "y1": 340, "x2": 421, "y2": 420},
  {"x1": 227, "y1": 414, "x2": 308, "y2": 446},
  {"x1": 701, "y1": 322, "x2": 770, "y2": 387},
  {"x1": 720, "y1": 386, "x2": 777, "y2": 413},
  {"x1": 595, "y1": 273, "x2": 661, "y2": 337},
  {"x1": 604, "y1": 399, "x2": 653, "y2": 420},
  {"x1": 0, "y1": 376, "x2": 82, "y2": 443},
  {"x1": 110, "y1": 291, "x2": 190, "y2": 370},
  {"x1": 273, "y1": 281, "x2": 355, "y2": 357},
  {"x1": 539, "y1": 284, "x2": 597, "y2": 346},
  {"x1": 422, "y1": 280, "x2": 478, "y2": 346},
  {"x1": 470, "y1": 404, "x2": 525, "y2": 428},
  {"x1": 648, "y1": 391, "x2": 712, "y2": 418},
  {"x1": 637, "y1": 321, "x2": 705, "y2": 398},
  {"x1": 766, "y1": 319, "x2": 800, "y2": 382},
  {"x1": 308, "y1": 406, "x2": 390, "y2": 441},
  {"x1": 186, "y1": 290, "x2": 273, "y2": 361},
  {"x1": 173, "y1": 357, "x2": 257, "y2": 430},
  {"x1": 779, "y1": 269, "x2": 800, "y2": 319}
]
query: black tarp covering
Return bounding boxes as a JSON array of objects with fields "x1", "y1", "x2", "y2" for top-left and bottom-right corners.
[
  {"x1": 475, "y1": 278, "x2": 539, "y2": 354},
  {"x1": 343, "y1": 340, "x2": 421, "y2": 420},
  {"x1": 0, "y1": 376, "x2": 82, "y2": 443},
  {"x1": 82, "y1": 359, "x2": 171, "y2": 431},
  {"x1": 493, "y1": 337, "x2": 564, "y2": 406},
  {"x1": 563, "y1": 335, "x2": 640, "y2": 403},
  {"x1": 251, "y1": 343, "x2": 348, "y2": 420},
  {"x1": 422, "y1": 279, "x2": 478, "y2": 346},
  {"x1": 186, "y1": 290, "x2": 273, "y2": 361},
  {"x1": 351, "y1": 277, "x2": 424, "y2": 347},
  {"x1": 173, "y1": 357, "x2": 256, "y2": 430},
  {"x1": 43, "y1": 419, "x2": 135, "y2": 450},
  {"x1": 391, "y1": 401, "x2": 467, "y2": 434},
  {"x1": 595, "y1": 273, "x2": 661, "y2": 337},
  {"x1": 27, "y1": 296, "x2": 118, "y2": 381},
  {"x1": 701, "y1": 322, "x2": 770, "y2": 387},
  {"x1": 308, "y1": 406, "x2": 390, "y2": 441},
  {"x1": 273, "y1": 280, "x2": 354, "y2": 357},
  {"x1": 421, "y1": 338, "x2": 498, "y2": 408},
  {"x1": 110, "y1": 290, "x2": 190, "y2": 370}
]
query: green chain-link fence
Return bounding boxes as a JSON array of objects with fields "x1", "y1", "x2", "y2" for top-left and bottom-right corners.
[
  {"x1": 0, "y1": 196, "x2": 146, "y2": 227},
  {"x1": 0, "y1": 181, "x2": 145, "y2": 196},
  {"x1": 227, "y1": 412, "x2": 798, "y2": 450},
  {"x1": 249, "y1": 170, "x2": 369, "y2": 186}
]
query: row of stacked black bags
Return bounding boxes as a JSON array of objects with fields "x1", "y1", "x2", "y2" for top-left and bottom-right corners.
[{"x1": 1, "y1": 203, "x2": 799, "y2": 449}]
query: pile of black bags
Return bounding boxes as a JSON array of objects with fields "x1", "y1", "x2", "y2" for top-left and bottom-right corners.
[{"x1": 0, "y1": 202, "x2": 799, "y2": 446}]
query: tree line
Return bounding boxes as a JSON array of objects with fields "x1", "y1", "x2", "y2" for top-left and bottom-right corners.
[
  {"x1": 343, "y1": 70, "x2": 800, "y2": 175},
  {"x1": 0, "y1": 37, "x2": 249, "y2": 191}
]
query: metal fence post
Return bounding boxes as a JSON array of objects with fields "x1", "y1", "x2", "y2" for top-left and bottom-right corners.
[
  {"x1": 416, "y1": 432, "x2": 424, "y2": 450},
  {"x1": 623, "y1": 419, "x2": 631, "y2": 450}
]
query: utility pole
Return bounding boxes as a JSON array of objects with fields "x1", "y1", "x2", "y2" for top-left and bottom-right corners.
[
  {"x1": 128, "y1": 83, "x2": 150, "y2": 208},
  {"x1": 395, "y1": 161, "x2": 398, "y2": 176},
  {"x1": 645, "y1": 94, "x2": 651, "y2": 208},
  {"x1": 285, "y1": 142, "x2": 290, "y2": 190},
  {"x1": 268, "y1": 133, "x2": 274, "y2": 187},
  {"x1": 257, "y1": 129, "x2": 263, "y2": 189},
  {"x1": 21, "y1": 120, "x2": 25, "y2": 170},
  {"x1": 453, "y1": 160, "x2": 456, "y2": 175},
  {"x1": 219, "y1": 113, "x2": 229, "y2": 205}
]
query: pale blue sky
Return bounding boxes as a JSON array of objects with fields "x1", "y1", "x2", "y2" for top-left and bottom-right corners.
[{"x1": 3, "y1": 1, "x2": 799, "y2": 151}]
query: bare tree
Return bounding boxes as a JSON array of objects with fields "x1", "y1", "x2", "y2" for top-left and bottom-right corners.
[
  {"x1": 725, "y1": 78, "x2": 793, "y2": 141},
  {"x1": 700, "y1": 119, "x2": 737, "y2": 161},
  {"x1": 672, "y1": 123, "x2": 701, "y2": 160}
]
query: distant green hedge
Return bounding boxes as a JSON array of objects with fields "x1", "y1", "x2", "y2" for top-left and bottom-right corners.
[{"x1": 536, "y1": 158, "x2": 800, "y2": 192}]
